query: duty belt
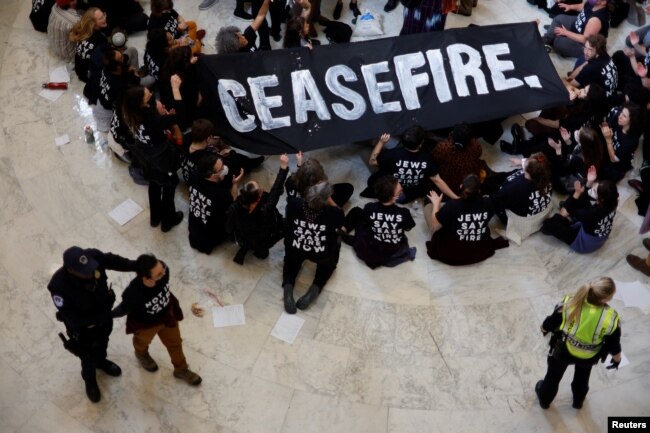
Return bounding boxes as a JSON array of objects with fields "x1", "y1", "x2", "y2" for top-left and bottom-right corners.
[{"x1": 566, "y1": 334, "x2": 600, "y2": 351}]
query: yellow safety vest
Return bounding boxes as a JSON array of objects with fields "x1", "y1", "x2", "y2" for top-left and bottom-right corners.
[{"x1": 559, "y1": 295, "x2": 619, "y2": 360}]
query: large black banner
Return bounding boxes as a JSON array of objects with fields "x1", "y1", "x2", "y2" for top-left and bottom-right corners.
[{"x1": 196, "y1": 22, "x2": 568, "y2": 154}]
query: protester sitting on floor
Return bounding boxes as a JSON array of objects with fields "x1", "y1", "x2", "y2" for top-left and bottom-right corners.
[
  {"x1": 363, "y1": 127, "x2": 458, "y2": 203},
  {"x1": 425, "y1": 174, "x2": 509, "y2": 266},
  {"x1": 282, "y1": 181, "x2": 344, "y2": 314},
  {"x1": 48, "y1": 0, "x2": 81, "y2": 62},
  {"x1": 342, "y1": 175, "x2": 416, "y2": 269},
  {"x1": 88, "y1": 0, "x2": 148, "y2": 34},
  {"x1": 216, "y1": 0, "x2": 271, "y2": 53},
  {"x1": 143, "y1": 29, "x2": 174, "y2": 86},
  {"x1": 71, "y1": 7, "x2": 109, "y2": 83},
  {"x1": 227, "y1": 154, "x2": 290, "y2": 265},
  {"x1": 542, "y1": 0, "x2": 610, "y2": 59},
  {"x1": 430, "y1": 123, "x2": 484, "y2": 197},
  {"x1": 599, "y1": 103, "x2": 644, "y2": 182},
  {"x1": 565, "y1": 34, "x2": 618, "y2": 97},
  {"x1": 541, "y1": 166, "x2": 618, "y2": 253},
  {"x1": 188, "y1": 153, "x2": 244, "y2": 254}
]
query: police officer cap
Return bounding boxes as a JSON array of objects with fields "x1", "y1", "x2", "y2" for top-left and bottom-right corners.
[{"x1": 63, "y1": 246, "x2": 99, "y2": 278}]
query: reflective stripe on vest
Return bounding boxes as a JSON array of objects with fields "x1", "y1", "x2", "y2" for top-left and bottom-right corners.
[{"x1": 559, "y1": 295, "x2": 619, "y2": 359}]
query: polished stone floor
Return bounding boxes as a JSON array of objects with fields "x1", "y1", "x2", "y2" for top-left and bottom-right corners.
[{"x1": 0, "y1": 0, "x2": 649, "y2": 432}]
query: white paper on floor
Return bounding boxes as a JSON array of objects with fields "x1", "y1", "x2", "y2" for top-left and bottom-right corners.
[
  {"x1": 49, "y1": 65, "x2": 70, "y2": 83},
  {"x1": 38, "y1": 88, "x2": 65, "y2": 102},
  {"x1": 602, "y1": 352, "x2": 630, "y2": 372},
  {"x1": 108, "y1": 198, "x2": 143, "y2": 226},
  {"x1": 271, "y1": 312, "x2": 305, "y2": 344},
  {"x1": 212, "y1": 304, "x2": 245, "y2": 328},
  {"x1": 55, "y1": 134, "x2": 70, "y2": 146},
  {"x1": 614, "y1": 280, "x2": 650, "y2": 313}
]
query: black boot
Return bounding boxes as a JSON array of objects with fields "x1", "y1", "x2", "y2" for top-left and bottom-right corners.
[
  {"x1": 85, "y1": 379, "x2": 101, "y2": 403},
  {"x1": 384, "y1": 0, "x2": 398, "y2": 12},
  {"x1": 98, "y1": 359, "x2": 122, "y2": 377},
  {"x1": 296, "y1": 284, "x2": 322, "y2": 310},
  {"x1": 161, "y1": 211, "x2": 183, "y2": 232},
  {"x1": 233, "y1": 247, "x2": 248, "y2": 265},
  {"x1": 283, "y1": 284, "x2": 297, "y2": 314}
]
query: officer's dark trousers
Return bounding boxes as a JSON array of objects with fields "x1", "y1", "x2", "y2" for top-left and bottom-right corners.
[
  {"x1": 538, "y1": 355, "x2": 593, "y2": 407},
  {"x1": 77, "y1": 321, "x2": 113, "y2": 382}
]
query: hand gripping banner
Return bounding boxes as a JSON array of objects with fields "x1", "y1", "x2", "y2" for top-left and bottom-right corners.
[{"x1": 196, "y1": 22, "x2": 569, "y2": 154}]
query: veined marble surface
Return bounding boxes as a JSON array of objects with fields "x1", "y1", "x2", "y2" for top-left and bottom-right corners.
[{"x1": 0, "y1": 0, "x2": 648, "y2": 432}]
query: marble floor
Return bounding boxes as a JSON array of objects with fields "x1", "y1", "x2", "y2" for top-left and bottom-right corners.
[{"x1": 1, "y1": 0, "x2": 649, "y2": 432}]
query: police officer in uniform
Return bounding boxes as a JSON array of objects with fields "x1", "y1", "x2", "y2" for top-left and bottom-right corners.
[
  {"x1": 536, "y1": 276, "x2": 622, "y2": 410},
  {"x1": 47, "y1": 246, "x2": 137, "y2": 402}
]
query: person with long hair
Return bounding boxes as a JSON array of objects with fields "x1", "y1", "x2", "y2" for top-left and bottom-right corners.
[
  {"x1": 70, "y1": 7, "x2": 108, "y2": 83},
  {"x1": 599, "y1": 103, "x2": 644, "y2": 182},
  {"x1": 565, "y1": 34, "x2": 617, "y2": 97},
  {"x1": 121, "y1": 76, "x2": 185, "y2": 232},
  {"x1": 490, "y1": 152, "x2": 553, "y2": 224},
  {"x1": 342, "y1": 175, "x2": 416, "y2": 269},
  {"x1": 536, "y1": 277, "x2": 622, "y2": 409},
  {"x1": 541, "y1": 167, "x2": 618, "y2": 253},
  {"x1": 227, "y1": 154, "x2": 290, "y2": 264},
  {"x1": 143, "y1": 28, "x2": 174, "y2": 85},
  {"x1": 158, "y1": 45, "x2": 199, "y2": 129},
  {"x1": 425, "y1": 174, "x2": 508, "y2": 265},
  {"x1": 282, "y1": 181, "x2": 344, "y2": 314}
]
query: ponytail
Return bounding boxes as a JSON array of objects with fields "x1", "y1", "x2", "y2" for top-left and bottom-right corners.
[{"x1": 565, "y1": 277, "x2": 616, "y2": 324}]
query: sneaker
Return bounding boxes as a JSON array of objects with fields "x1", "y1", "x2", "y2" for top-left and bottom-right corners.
[
  {"x1": 626, "y1": 254, "x2": 650, "y2": 276},
  {"x1": 233, "y1": 8, "x2": 253, "y2": 21},
  {"x1": 572, "y1": 400, "x2": 583, "y2": 409},
  {"x1": 499, "y1": 140, "x2": 518, "y2": 155},
  {"x1": 333, "y1": 1, "x2": 343, "y2": 19},
  {"x1": 85, "y1": 379, "x2": 101, "y2": 403},
  {"x1": 535, "y1": 380, "x2": 550, "y2": 409},
  {"x1": 98, "y1": 359, "x2": 122, "y2": 377},
  {"x1": 173, "y1": 367, "x2": 202, "y2": 386},
  {"x1": 161, "y1": 211, "x2": 183, "y2": 233},
  {"x1": 135, "y1": 351, "x2": 159, "y2": 372},
  {"x1": 384, "y1": 0, "x2": 398, "y2": 12},
  {"x1": 199, "y1": 0, "x2": 217, "y2": 9}
]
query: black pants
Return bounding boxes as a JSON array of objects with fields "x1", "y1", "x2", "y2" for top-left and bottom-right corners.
[
  {"x1": 283, "y1": 249, "x2": 340, "y2": 288},
  {"x1": 148, "y1": 178, "x2": 178, "y2": 226},
  {"x1": 331, "y1": 183, "x2": 354, "y2": 207},
  {"x1": 541, "y1": 214, "x2": 578, "y2": 245},
  {"x1": 75, "y1": 321, "x2": 113, "y2": 383},
  {"x1": 538, "y1": 355, "x2": 593, "y2": 407}
]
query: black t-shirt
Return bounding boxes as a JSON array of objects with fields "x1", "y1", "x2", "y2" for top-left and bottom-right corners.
[
  {"x1": 491, "y1": 170, "x2": 552, "y2": 217},
  {"x1": 285, "y1": 196, "x2": 344, "y2": 261},
  {"x1": 121, "y1": 266, "x2": 172, "y2": 325},
  {"x1": 572, "y1": 3, "x2": 609, "y2": 37},
  {"x1": 30, "y1": 0, "x2": 55, "y2": 32},
  {"x1": 148, "y1": 10, "x2": 181, "y2": 39},
  {"x1": 377, "y1": 147, "x2": 438, "y2": 191},
  {"x1": 605, "y1": 106, "x2": 639, "y2": 172},
  {"x1": 188, "y1": 175, "x2": 233, "y2": 241},
  {"x1": 575, "y1": 55, "x2": 618, "y2": 97},
  {"x1": 564, "y1": 195, "x2": 616, "y2": 237},
  {"x1": 436, "y1": 197, "x2": 495, "y2": 243},
  {"x1": 181, "y1": 147, "x2": 211, "y2": 183},
  {"x1": 362, "y1": 202, "x2": 415, "y2": 246},
  {"x1": 239, "y1": 26, "x2": 258, "y2": 53},
  {"x1": 74, "y1": 31, "x2": 108, "y2": 82}
]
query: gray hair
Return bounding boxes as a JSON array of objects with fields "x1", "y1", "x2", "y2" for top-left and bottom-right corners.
[
  {"x1": 216, "y1": 26, "x2": 242, "y2": 54},
  {"x1": 304, "y1": 181, "x2": 332, "y2": 211}
]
